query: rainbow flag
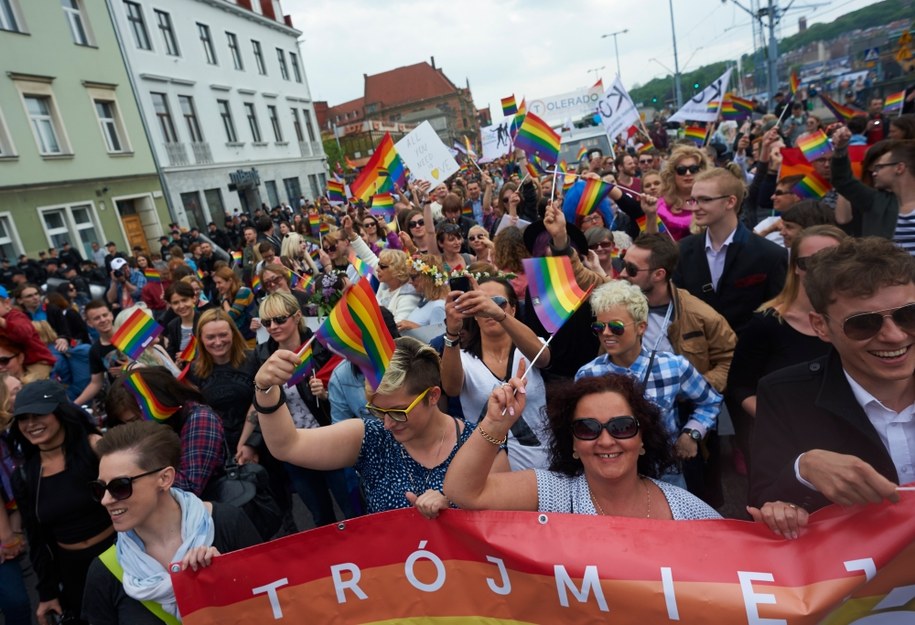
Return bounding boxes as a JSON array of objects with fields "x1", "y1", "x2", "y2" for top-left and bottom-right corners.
[
  {"x1": 230, "y1": 250, "x2": 242, "y2": 265},
  {"x1": 291, "y1": 270, "x2": 313, "y2": 293},
  {"x1": 350, "y1": 133, "x2": 406, "y2": 201},
  {"x1": 637, "y1": 142, "x2": 654, "y2": 155},
  {"x1": 522, "y1": 256, "x2": 592, "y2": 334},
  {"x1": 327, "y1": 180, "x2": 346, "y2": 204},
  {"x1": 143, "y1": 268, "x2": 161, "y2": 283},
  {"x1": 195, "y1": 268, "x2": 205, "y2": 281},
  {"x1": 819, "y1": 94, "x2": 863, "y2": 122},
  {"x1": 314, "y1": 278, "x2": 395, "y2": 391},
  {"x1": 574, "y1": 178, "x2": 613, "y2": 220},
  {"x1": 370, "y1": 193, "x2": 395, "y2": 222},
  {"x1": 793, "y1": 170, "x2": 831, "y2": 199},
  {"x1": 501, "y1": 95, "x2": 518, "y2": 117},
  {"x1": 636, "y1": 214, "x2": 669, "y2": 234},
  {"x1": 286, "y1": 339, "x2": 316, "y2": 388},
  {"x1": 884, "y1": 90, "x2": 906, "y2": 114},
  {"x1": 308, "y1": 212, "x2": 321, "y2": 237},
  {"x1": 706, "y1": 100, "x2": 721, "y2": 113},
  {"x1": 728, "y1": 94, "x2": 755, "y2": 116},
  {"x1": 123, "y1": 372, "x2": 179, "y2": 423},
  {"x1": 575, "y1": 146, "x2": 588, "y2": 162},
  {"x1": 319, "y1": 221, "x2": 331, "y2": 235},
  {"x1": 177, "y1": 335, "x2": 198, "y2": 362},
  {"x1": 463, "y1": 136, "x2": 478, "y2": 161},
  {"x1": 348, "y1": 252, "x2": 379, "y2": 292},
  {"x1": 513, "y1": 111, "x2": 561, "y2": 165},
  {"x1": 510, "y1": 98, "x2": 527, "y2": 136},
  {"x1": 562, "y1": 172, "x2": 578, "y2": 192},
  {"x1": 796, "y1": 129, "x2": 832, "y2": 162},
  {"x1": 344, "y1": 155, "x2": 358, "y2": 170},
  {"x1": 789, "y1": 71, "x2": 800, "y2": 96},
  {"x1": 251, "y1": 274, "x2": 262, "y2": 292},
  {"x1": 778, "y1": 147, "x2": 815, "y2": 179},
  {"x1": 110, "y1": 308, "x2": 163, "y2": 361},
  {"x1": 684, "y1": 125, "x2": 707, "y2": 145}
]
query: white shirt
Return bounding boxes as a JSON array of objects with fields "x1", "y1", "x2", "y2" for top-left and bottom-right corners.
[{"x1": 704, "y1": 227, "x2": 737, "y2": 291}]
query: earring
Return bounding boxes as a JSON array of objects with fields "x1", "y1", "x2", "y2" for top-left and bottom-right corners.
[
  {"x1": 572, "y1": 451, "x2": 579, "y2": 460},
  {"x1": 639, "y1": 446, "x2": 646, "y2": 456}
]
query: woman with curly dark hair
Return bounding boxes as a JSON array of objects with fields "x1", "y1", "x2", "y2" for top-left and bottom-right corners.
[
  {"x1": 443, "y1": 371, "x2": 721, "y2": 520},
  {"x1": 492, "y1": 226, "x2": 529, "y2": 300}
]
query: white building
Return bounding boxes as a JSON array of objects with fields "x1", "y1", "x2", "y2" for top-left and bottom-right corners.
[{"x1": 107, "y1": 0, "x2": 326, "y2": 229}]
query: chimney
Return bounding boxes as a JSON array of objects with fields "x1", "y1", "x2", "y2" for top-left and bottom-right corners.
[
  {"x1": 798, "y1": 16, "x2": 807, "y2": 32},
  {"x1": 260, "y1": 0, "x2": 276, "y2": 20},
  {"x1": 430, "y1": 56, "x2": 436, "y2": 70}
]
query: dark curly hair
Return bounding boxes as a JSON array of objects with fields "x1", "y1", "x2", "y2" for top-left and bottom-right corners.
[{"x1": 546, "y1": 373, "x2": 675, "y2": 479}]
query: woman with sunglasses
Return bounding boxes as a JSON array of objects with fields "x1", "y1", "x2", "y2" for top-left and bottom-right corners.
[
  {"x1": 398, "y1": 209, "x2": 432, "y2": 255},
  {"x1": 443, "y1": 369, "x2": 720, "y2": 520},
  {"x1": 375, "y1": 250, "x2": 420, "y2": 324},
  {"x1": 250, "y1": 292, "x2": 355, "y2": 526},
  {"x1": 584, "y1": 228, "x2": 624, "y2": 278},
  {"x1": 359, "y1": 213, "x2": 401, "y2": 254},
  {"x1": 10, "y1": 380, "x2": 112, "y2": 625},
  {"x1": 467, "y1": 225, "x2": 494, "y2": 264},
  {"x1": 398, "y1": 255, "x2": 449, "y2": 332},
  {"x1": 212, "y1": 266, "x2": 256, "y2": 346},
  {"x1": 441, "y1": 277, "x2": 552, "y2": 470},
  {"x1": 657, "y1": 145, "x2": 709, "y2": 240},
  {"x1": 253, "y1": 337, "x2": 509, "y2": 519},
  {"x1": 575, "y1": 281, "x2": 721, "y2": 488},
  {"x1": 82, "y1": 421, "x2": 260, "y2": 625},
  {"x1": 255, "y1": 263, "x2": 310, "y2": 315}
]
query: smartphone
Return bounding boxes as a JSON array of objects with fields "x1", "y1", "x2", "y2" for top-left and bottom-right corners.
[{"x1": 449, "y1": 276, "x2": 471, "y2": 293}]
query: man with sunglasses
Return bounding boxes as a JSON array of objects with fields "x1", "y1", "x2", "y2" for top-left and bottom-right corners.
[{"x1": 750, "y1": 237, "x2": 915, "y2": 514}]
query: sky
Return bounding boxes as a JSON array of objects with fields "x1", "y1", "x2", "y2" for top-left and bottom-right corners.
[{"x1": 289, "y1": 0, "x2": 884, "y2": 118}]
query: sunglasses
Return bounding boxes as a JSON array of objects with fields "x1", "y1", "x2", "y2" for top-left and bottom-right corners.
[
  {"x1": 468, "y1": 234, "x2": 488, "y2": 242},
  {"x1": 262, "y1": 314, "x2": 294, "y2": 328},
  {"x1": 0, "y1": 354, "x2": 20, "y2": 366},
  {"x1": 377, "y1": 263, "x2": 389, "y2": 270},
  {"x1": 365, "y1": 387, "x2": 431, "y2": 422},
  {"x1": 675, "y1": 164, "x2": 702, "y2": 176},
  {"x1": 363, "y1": 222, "x2": 376, "y2": 228},
  {"x1": 794, "y1": 256, "x2": 812, "y2": 271},
  {"x1": 323, "y1": 244, "x2": 337, "y2": 253},
  {"x1": 491, "y1": 295, "x2": 508, "y2": 309},
  {"x1": 638, "y1": 159, "x2": 654, "y2": 165},
  {"x1": 590, "y1": 320, "x2": 629, "y2": 336},
  {"x1": 409, "y1": 220, "x2": 425, "y2": 228},
  {"x1": 771, "y1": 189, "x2": 794, "y2": 196},
  {"x1": 88, "y1": 467, "x2": 167, "y2": 503},
  {"x1": 263, "y1": 277, "x2": 283, "y2": 289},
  {"x1": 825, "y1": 303, "x2": 915, "y2": 341},
  {"x1": 589, "y1": 241, "x2": 614, "y2": 251},
  {"x1": 623, "y1": 262, "x2": 651, "y2": 277},
  {"x1": 571, "y1": 416, "x2": 640, "y2": 441}
]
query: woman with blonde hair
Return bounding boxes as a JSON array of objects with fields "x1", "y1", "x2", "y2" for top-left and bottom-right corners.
[
  {"x1": 375, "y1": 249, "x2": 420, "y2": 323},
  {"x1": 212, "y1": 266, "x2": 256, "y2": 344},
  {"x1": 399, "y1": 254, "x2": 449, "y2": 331},
  {"x1": 279, "y1": 231, "x2": 319, "y2": 279},
  {"x1": 657, "y1": 145, "x2": 710, "y2": 240}
]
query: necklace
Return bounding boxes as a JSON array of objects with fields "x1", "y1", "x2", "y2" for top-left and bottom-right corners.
[
  {"x1": 588, "y1": 477, "x2": 651, "y2": 519},
  {"x1": 401, "y1": 419, "x2": 448, "y2": 493},
  {"x1": 38, "y1": 440, "x2": 66, "y2": 453}
]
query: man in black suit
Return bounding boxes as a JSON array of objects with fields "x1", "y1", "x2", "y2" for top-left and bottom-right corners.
[
  {"x1": 673, "y1": 168, "x2": 787, "y2": 336},
  {"x1": 749, "y1": 237, "x2": 912, "y2": 527}
]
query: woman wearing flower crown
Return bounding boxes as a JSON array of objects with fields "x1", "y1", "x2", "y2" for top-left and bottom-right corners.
[{"x1": 397, "y1": 255, "x2": 449, "y2": 332}]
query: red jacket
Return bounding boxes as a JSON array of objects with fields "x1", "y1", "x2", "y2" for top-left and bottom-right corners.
[{"x1": 2, "y1": 308, "x2": 55, "y2": 366}]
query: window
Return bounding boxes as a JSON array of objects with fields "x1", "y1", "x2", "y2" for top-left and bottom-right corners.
[
  {"x1": 0, "y1": 214, "x2": 22, "y2": 262},
  {"x1": 204, "y1": 189, "x2": 224, "y2": 222},
  {"x1": 264, "y1": 181, "x2": 279, "y2": 209},
  {"x1": 308, "y1": 174, "x2": 320, "y2": 201},
  {"x1": 289, "y1": 52, "x2": 302, "y2": 83},
  {"x1": 303, "y1": 110, "x2": 317, "y2": 142},
  {"x1": 226, "y1": 32, "x2": 243, "y2": 70},
  {"x1": 178, "y1": 95, "x2": 203, "y2": 142},
  {"x1": 291, "y1": 108, "x2": 303, "y2": 141},
  {"x1": 150, "y1": 92, "x2": 178, "y2": 143},
  {"x1": 0, "y1": 107, "x2": 15, "y2": 157},
  {"x1": 217, "y1": 99, "x2": 237, "y2": 142},
  {"x1": 40, "y1": 204, "x2": 102, "y2": 259},
  {"x1": 252, "y1": 40, "x2": 266, "y2": 75},
  {"x1": 0, "y1": 0, "x2": 23, "y2": 32},
  {"x1": 94, "y1": 100, "x2": 124, "y2": 152},
  {"x1": 276, "y1": 48, "x2": 289, "y2": 80},
  {"x1": 155, "y1": 10, "x2": 179, "y2": 56},
  {"x1": 283, "y1": 177, "x2": 301, "y2": 204},
  {"x1": 123, "y1": 1, "x2": 150, "y2": 50},
  {"x1": 244, "y1": 102, "x2": 261, "y2": 143},
  {"x1": 197, "y1": 23, "x2": 217, "y2": 65},
  {"x1": 266, "y1": 105, "x2": 282, "y2": 142},
  {"x1": 25, "y1": 95, "x2": 63, "y2": 155},
  {"x1": 61, "y1": 0, "x2": 91, "y2": 45}
]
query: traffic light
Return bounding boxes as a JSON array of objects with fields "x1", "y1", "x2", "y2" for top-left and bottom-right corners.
[
  {"x1": 693, "y1": 82, "x2": 700, "y2": 89},
  {"x1": 652, "y1": 97, "x2": 658, "y2": 103}
]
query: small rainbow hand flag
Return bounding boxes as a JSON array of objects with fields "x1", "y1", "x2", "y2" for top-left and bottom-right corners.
[
  {"x1": 308, "y1": 212, "x2": 321, "y2": 236},
  {"x1": 884, "y1": 90, "x2": 906, "y2": 114},
  {"x1": 177, "y1": 336, "x2": 198, "y2": 363},
  {"x1": 286, "y1": 339, "x2": 316, "y2": 388},
  {"x1": 513, "y1": 111, "x2": 561, "y2": 165},
  {"x1": 575, "y1": 146, "x2": 589, "y2": 162},
  {"x1": 818, "y1": 94, "x2": 863, "y2": 123},
  {"x1": 370, "y1": 193, "x2": 395, "y2": 223},
  {"x1": 231, "y1": 250, "x2": 243, "y2": 265},
  {"x1": 563, "y1": 172, "x2": 578, "y2": 192},
  {"x1": 796, "y1": 129, "x2": 832, "y2": 162},
  {"x1": 522, "y1": 256, "x2": 592, "y2": 334},
  {"x1": 793, "y1": 171, "x2": 831, "y2": 200},
  {"x1": 348, "y1": 252, "x2": 379, "y2": 292},
  {"x1": 195, "y1": 268, "x2": 205, "y2": 281},
  {"x1": 251, "y1": 274, "x2": 262, "y2": 292},
  {"x1": 636, "y1": 214, "x2": 669, "y2": 233},
  {"x1": 110, "y1": 308, "x2": 164, "y2": 361},
  {"x1": 327, "y1": 180, "x2": 346, "y2": 204},
  {"x1": 143, "y1": 268, "x2": 161, "y2": 283},
  {"x1": 789, "y1": 71, "x2": 800, "y2": 96},
  {"x1": 684, "y1": 125, "x2": 707, "y2": 145},
  {"x1": 574, "y1": 178, "x2": 613, "y2": 220},
  {"x1": 123, "y1": 372, "x2": 180, "y2": 423},
  {"x1": 501, "y1": 95, "x2": 518, "y2": 117}
]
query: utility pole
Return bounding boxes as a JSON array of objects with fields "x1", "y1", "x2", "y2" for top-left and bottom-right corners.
[
  {"x1": 668, "y1": 0, "x2": 683, "y2": 108},
  {"x1": 765, "y1": 0, "x2": 779, "y2": 105}
]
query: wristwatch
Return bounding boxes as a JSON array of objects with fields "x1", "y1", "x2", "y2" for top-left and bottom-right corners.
[
  {"x1": 443, "y1": 334, "x2": 460, "y2": 348},
  {"x1": 681, "y1": 428, "x2": 702, "y2": 442}
]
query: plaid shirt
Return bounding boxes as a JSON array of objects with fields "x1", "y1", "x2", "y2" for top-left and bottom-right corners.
[
  {"x1": 575, "y1": 347, "x2": 720, "y2": 441},
  {"x1": 177, "y1": 401, "x2": 226, "y2": 496}
]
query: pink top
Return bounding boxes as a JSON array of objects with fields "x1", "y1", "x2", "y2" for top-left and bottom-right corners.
[{"x1": 657, "y1": 197, "x2": 693, "y2": 241}]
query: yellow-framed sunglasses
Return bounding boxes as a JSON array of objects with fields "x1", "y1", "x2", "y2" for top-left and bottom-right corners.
[{"x1": 365, "y1": 387, "x2": 432, "y2": 422}]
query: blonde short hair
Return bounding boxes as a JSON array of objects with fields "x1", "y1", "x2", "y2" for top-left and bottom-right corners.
[
  {"x1": 258, "y1": 291, "x2": 306, "y2": 335},
  {"x1": 693, "y1": 167, "x2": 747, "y2": 209},
  {"x1": 589, "y1": 280, "x2": 648, "y2": 324},
  {"x1": 377, "y1": 249, "x2": 411, "y2": 283},
  {"x1": 374, "y1": 337, "x2": 441, "y2": 397}
]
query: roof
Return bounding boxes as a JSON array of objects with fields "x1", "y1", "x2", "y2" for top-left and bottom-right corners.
[
  {"x1": 364, "y1": 62, "x2": 459, "y2": 109},
  {"x1": 326, "y1": 96, "x2": 366, "y2": 125}
]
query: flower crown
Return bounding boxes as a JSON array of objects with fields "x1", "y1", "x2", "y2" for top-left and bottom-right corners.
[
  {"x1": 448, "y1": 267, "x2": 518, "y2": 282},
  {"x1": 410, "y1": 256, "x2": 448, "y2": 287}
]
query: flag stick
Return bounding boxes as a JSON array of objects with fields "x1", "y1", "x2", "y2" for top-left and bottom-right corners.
[
  {"x1": 311, "y1": 370, "x2": 320, "y2": 407},
  {"x1": 500, "y1": 333, "x2": 556, "y2": 416},
  {"x1": 543, "y1": 169, "x2": 644, "y2": 199}
]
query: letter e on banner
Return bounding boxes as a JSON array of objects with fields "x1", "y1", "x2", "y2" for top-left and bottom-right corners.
[{"x1": 738, "y1": 571, "x2": 786, "y2": 625}]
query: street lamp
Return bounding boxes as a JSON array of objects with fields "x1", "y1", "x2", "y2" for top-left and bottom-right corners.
[
  {"x1": 667, "y1": 0, "x2": 683, "y2": 109},
  {"x1": 601, "y1": 29, "x2": 629, "y2": 81}
]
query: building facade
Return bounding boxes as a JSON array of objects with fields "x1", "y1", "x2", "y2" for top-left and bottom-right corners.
[
  {"x1": 0, "y1": 0, "x2": 170, "y2": 260},
  {"x1": 107, "y1": 0, "x2": 326, "y2": 229}
]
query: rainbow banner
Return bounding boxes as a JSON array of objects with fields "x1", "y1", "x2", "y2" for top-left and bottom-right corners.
[
  {"x1": 314, "y1": 278, "x2": 394, "y2": 390},
  {"x1": 110, "y1": 308, "x2": 163, "y2": 361},
  {"x1": 884, "y1": 90, "x2": 906, "y2": 114},
  {"x1": 123, "y1": 372, "x2": 180, "y2": 423},
  {"x1": 350, "y1": 133, "x2": 406, "y2": 201},
  {"x1": 684, "y1": 125, "x2": 707, "y2": 146},
  {"x1": 173, "y1": 495, "x2": 915, "y2": 624},
  {"x1": 796, "y1": 129, "x2": 832, "y2": 162},
  {"x1": 727, "y1": 93, "x2": 755, "y2": 117},
  {"x1": 789, "y1": 71, "x2": 800, "y2": 96},
  {"x1": 793, "y1": 171, "x2": 832, "y2": 199},
  {"x1": 819, "y1": 93, "x2": 864, "y2": 123},
  {"x1": 177, "y1": 336, "x2": 198, "y2": 363},
  {"x1": 327, "y1": 180, "x2": 346, "y2": 204},
  {"x1": 513, "y1": 111, "x2": 561, "y2": 165},
  {"x1": 286, "y1": 339, "x2": 315, "y2": 388},
  {"x1": 573, "y1": 178, "x2": 613, "y2": 220},
  {"x1": 575, "y1": 146, "x2": 588, "y2": 162},
  {"x1": 501, "y1": 95, "x2": 518, "y2": 116},
  {"x1": 142, "y1": 268, "x2": 161, "y2": 283},
  {"x1": 523, "y1": 256, "x2": 592, "y2": 334}
]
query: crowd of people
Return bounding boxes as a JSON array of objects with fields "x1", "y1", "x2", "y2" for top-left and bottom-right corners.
[{"x1": 0, "y1": 104, "x2": 913, "y2": 624}]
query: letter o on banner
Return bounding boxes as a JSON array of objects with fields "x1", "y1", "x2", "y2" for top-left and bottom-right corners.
[{"x1": 405, "y1": 541, "x2": 446, "y2": 593}]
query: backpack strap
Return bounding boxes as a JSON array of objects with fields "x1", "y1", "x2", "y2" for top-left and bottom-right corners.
[{"x1": 98, "y1": 545, "x2": 182, "y2": 625}]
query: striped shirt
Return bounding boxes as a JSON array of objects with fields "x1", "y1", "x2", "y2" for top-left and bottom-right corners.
[{"x1": 894, "y1": 211, "x2": 915, "y2": 256}]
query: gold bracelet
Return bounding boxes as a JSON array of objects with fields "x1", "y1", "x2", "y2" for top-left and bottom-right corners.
[{"x1": 477, "y1": 425, "x2": 507, "y2": 446}]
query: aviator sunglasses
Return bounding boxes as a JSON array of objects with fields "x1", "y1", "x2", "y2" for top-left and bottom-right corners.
[
  {"x1": 590, "y1": 320, "x2": 629, "y2": 336},
  {"x1": 571, "y1": 416, "x2": 640, "y2": 441},
  {"x1": 825, "y1": 303, "x2": 915, "y2": 341}
]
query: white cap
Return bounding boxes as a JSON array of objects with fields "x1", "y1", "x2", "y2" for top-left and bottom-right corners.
[{"x1": 110, "y1": 257, "x2": 128, "y2": 272}]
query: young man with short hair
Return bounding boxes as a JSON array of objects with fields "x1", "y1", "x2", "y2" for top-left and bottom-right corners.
[{"x1": 73, "y1": 300, "x2": 121, "y2": 407}]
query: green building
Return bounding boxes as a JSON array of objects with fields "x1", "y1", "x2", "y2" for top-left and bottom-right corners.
[{"x1": 0, "y1": 0, "x2": 171, "y2": 262}]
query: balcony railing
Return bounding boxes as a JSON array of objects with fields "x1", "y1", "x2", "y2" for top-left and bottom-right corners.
[
  {"x1": 164, "y1": 142, "x2": 189, "y2": 167},
  {"x1": 191, "y1": 141, "x2": 213, "y2": 165}
]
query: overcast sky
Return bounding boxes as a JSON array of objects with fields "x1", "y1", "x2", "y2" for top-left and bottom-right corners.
[{"x1": 290, "y1": 0, "x2": 883, "y2": 117}]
